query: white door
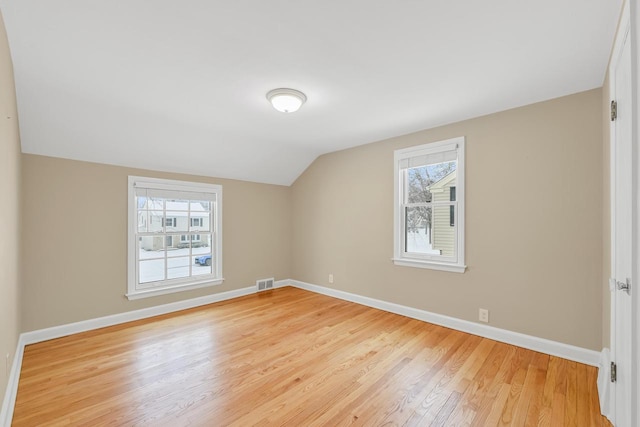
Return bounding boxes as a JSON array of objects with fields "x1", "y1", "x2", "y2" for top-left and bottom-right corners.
[{"x1": 610, "y1": 14, "x2": 633, "y2": 427}]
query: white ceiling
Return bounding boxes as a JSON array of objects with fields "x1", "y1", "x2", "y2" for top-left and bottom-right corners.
[{"x1": 1, "y1": 0, "x2": 623, "y2": 185}]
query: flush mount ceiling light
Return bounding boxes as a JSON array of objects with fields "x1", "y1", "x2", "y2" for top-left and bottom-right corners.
[{"x1": 266, "y1": 88, "x2": 307, "y2": 113}]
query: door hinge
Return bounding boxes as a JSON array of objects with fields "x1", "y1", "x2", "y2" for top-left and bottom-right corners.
[
  {"x1": 611, "y1": 361, "x2": 617, "y2": 382},
  {"x1": 611, "y1": 100, "x2": 617, "y2": 121}
]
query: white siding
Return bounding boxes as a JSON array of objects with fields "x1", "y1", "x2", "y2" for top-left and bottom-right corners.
[{"x1": 431, "y1": 177, "x2": 456, "y2": 256}]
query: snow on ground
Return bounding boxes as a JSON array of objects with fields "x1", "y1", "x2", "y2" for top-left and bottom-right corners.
[
  {"x1": 139, "y1": 246, "x2": 210, "y2": 259},
  {"x1": 406, "y1": 229, "x2": 440, "y2": 255},
  {"x1": 139, "y1": 247, "x2": 212, "y2": 283}
]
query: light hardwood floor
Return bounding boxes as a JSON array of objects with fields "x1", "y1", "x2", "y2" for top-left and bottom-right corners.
[{"x1": 13, "y1": 287, "x2": 610, "y2": 426}]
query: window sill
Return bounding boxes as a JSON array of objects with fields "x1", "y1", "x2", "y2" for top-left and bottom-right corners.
[
  {"x1": 392, "y1": 258, "x2": 466, "y2": 273},
  {"x1": 126, "y1": 278, "x2": 224, "y2": 300}
]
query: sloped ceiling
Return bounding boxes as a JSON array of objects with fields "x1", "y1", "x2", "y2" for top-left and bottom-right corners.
[{"x1": 0, "y1": 0, "x2": 623, "y2": 185}]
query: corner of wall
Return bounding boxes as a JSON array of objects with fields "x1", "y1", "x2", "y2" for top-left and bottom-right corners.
[{"x1": 0, "y1": 5, "x2": 21, "y2": 410}]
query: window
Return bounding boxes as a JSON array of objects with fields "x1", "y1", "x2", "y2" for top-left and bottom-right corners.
[
  {"x1": 393, "y1": 137, "x2": 466, "y2": 273},
  {"x1": 128, "y1": 176, "x2": 223, "y2": 299},
  {"x1": 449, "y1": 187, "x2": 456, "y2": 227},
  {"x1": 163, "y1": 217, "x2": 177, "y2": 227}
]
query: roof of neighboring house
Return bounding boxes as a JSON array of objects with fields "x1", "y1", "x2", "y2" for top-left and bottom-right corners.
[{"x1": 428, "y1": 170, "x2": 457, "y2": 191}]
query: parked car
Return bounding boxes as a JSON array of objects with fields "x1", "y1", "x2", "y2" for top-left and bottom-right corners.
[{"x1": 194, "y1": 254, "x2": 212, "y2": 266}]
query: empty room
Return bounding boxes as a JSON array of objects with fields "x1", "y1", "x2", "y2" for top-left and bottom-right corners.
[{"x1": 0, "y1": 0, "x2": 638, "y2": 426}]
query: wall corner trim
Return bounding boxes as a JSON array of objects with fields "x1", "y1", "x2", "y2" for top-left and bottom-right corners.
[{"x1": 0, "y1": 337, "x2": 25, "y2": 427}]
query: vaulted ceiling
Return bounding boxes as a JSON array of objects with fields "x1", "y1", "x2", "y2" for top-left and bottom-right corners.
[{"x1": 1, "y1": 0, "x2": 623, "y2": 185}]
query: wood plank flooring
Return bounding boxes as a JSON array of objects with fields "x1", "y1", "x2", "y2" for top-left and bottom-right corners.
[{"x1": 12, "y1": 287, "x2": 611, "y2": 426}]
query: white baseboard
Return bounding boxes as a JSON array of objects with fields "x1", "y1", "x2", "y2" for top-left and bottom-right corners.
[
  {"x1": 20, "y1": 284, "x2": 283, "y2": 345},
  {"x1": 285, "y1": 279, "x2": 601, "y2": 367},
  {"x1": 0, "y1": 336, "x2": 25, "y2": 427}
]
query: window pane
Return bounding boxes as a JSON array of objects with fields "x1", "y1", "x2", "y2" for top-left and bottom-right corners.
[
  {"x1": 407, "y1": 161, "x2": 457, "y2": 203},
  {"x1": 147, "y1": 211, "x2": 163, "y2": 232},
  {"x1": 432, "y1": 204, "x2": 456, "y2": 257},
  {"x1": 450, "y1": 205, "x2": 455, "y2": 226},
  {"x1": 190, "y1": 200, "x2": 211, "y2": 232},
  {"x1": 165, "y1": 199, "x2": 189, "y2": 211},
  {"x1": 177, "y1": 235, "x2": 190, "y2": 248},
  {"x1": 406, "y1": 169, "x2": 432, "y2": 203},
  {"x1": 139, "y1": 259, "x2": 165, "y2": 283},
  {"x1": 148, "y1": 197, "x2": 164, "y2": 210},
  {"x1": 167, "y1": 257, "x2": 190, "y2": 280},
  {"x1": 192, "y1": 234, "x2": 212, "y2": 254},
  {"x1": 164, "y1": 235, "x2": 178, "y2": 250},
  {"x1": 137, "y1": 210, "x2": 148, "y2": 233},
  {"x1": 138, "y1": 236, "x2": 165, "y2": 259},
  {"x1": 167, "y1": 240, "x2": 192, "y2": 257},
  {"x1": 405, "y1": 206, "x2": 439, "y2": 254},
  {"x1": 190, "y1": 233, "x2": 209, "y2": 248},
  {"x1": 193, "y1": 254, "x2": 212, "y2": 276},
  {"x1": 191, "y1": 200, "x2": 210, "y2": 211},
  {"x1": 165, "y1": 211, "x2": 188, "y2": 232},
  {"x1": 190, "y1": 213, "x2": 210, "y2": 232}
]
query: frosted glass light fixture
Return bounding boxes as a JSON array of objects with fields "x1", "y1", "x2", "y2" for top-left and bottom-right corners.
[{"x1": 266, "y1": 88, "x2": 307, "y2": 113}]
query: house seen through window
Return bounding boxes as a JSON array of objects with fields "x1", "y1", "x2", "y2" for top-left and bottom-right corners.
[
  {"x1": 393, "y1": 137, "x2": 466, "y2": 273},
  {"x1": 128, "y1": 176, "x2": 223, "y2": 299}
]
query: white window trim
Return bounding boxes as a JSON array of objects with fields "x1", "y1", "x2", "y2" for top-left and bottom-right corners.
[
  {"x1": 392, "y1": 136, "x2": 466, "y2": 273},
  {"x1": 127, "y1": 176, "x2": 224, "y2": 300}
]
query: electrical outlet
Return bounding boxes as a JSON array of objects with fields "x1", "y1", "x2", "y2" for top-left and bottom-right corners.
[
  {"x1": 328, "y1": 274, "x2": 334, "y2": 284},
  {"x1": 479, "y1": 308, "x2": 489, "y2": 323}
]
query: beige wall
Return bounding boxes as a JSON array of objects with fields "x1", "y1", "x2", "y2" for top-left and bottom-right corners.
[
  {"x1": 20, "y1": 155, "x2": 291, "y2": 331},
  {"x1": 0, "y1": 10, "x2": 21, "y2": 405},
  {"x1": 291, "y1": 89, "x2": 604, "y2": 350},
  {"x1": 18, "y1": 90, "x2": 607, "y2": 352}
]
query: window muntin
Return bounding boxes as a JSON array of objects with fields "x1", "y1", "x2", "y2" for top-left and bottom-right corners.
[
  {"x1": 128, "y1": 177, "x2": 223, "y2": 299},
  {"x1": 393, "y1": 137, "x2": 465, "y2": 272}
]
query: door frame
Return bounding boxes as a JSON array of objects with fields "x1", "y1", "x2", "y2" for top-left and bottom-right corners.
[
  {"x1": 633, "y1": 1, "x2": 640, "y2": 424},
  {"x1": 609, "y1": 0, "x2": 639, "y2": 425}
]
